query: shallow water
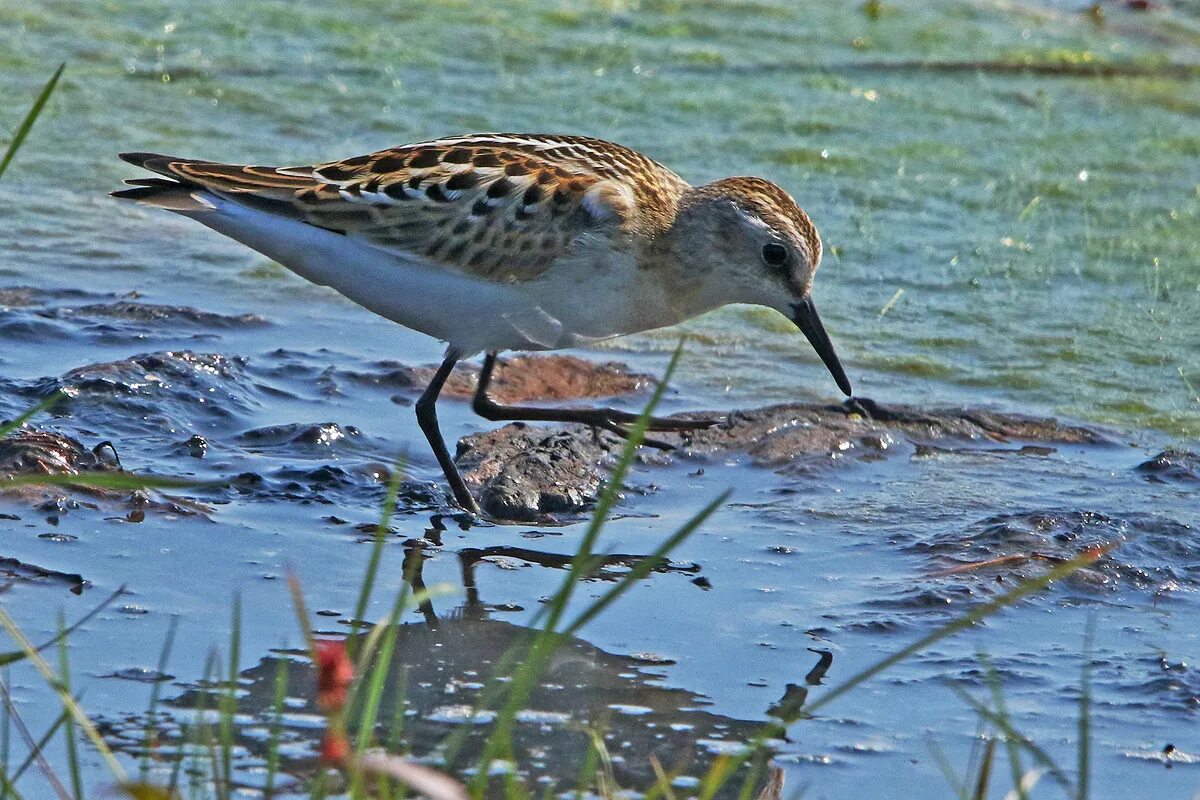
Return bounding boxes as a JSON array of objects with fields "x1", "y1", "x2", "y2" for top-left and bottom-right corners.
[{"x1": 1, "y1": 0, "x2": 1198, "y2": 797}]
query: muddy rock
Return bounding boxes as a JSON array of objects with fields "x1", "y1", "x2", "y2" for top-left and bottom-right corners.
[
  {"x1": 454, "y1": 397, "x2": 1109, "y2": 520},
  {"x1": 0, "y1": 286, "x2": 98, "y2": 309},
  {"x1": 0, "y1": 426, "x2": 119, "y2": 509},
  {"x1": 456, "y1": 423, "x2": 617, "y2": 521},
  {"x1": 1137, "y1": 448, "x2": 1200, "y2": 484},
  {"x1": 0, "y1": 427, "x2": 118, "y2": 477},
  {"x1": 0, "y1": 426, "x2": 208, "y2": 519},
  {"x1": 682, "y1": 397, "x2": 1107, "y2": 467},
  {"x1": 0, "y1": 555, "x2": 87, "y2": 592}
]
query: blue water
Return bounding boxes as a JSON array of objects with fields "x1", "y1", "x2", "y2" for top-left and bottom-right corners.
[{"x1": 1, "y1": 1, "x2": 1198, "y2": 797}]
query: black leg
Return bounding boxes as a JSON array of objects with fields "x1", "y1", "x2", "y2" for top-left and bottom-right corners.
[
  {"x1": 471, "y1": 353, "x2": 720, "y2": 450},
  {"x1": 416, "y1": 352, "x2": 479, "y2": 515}
]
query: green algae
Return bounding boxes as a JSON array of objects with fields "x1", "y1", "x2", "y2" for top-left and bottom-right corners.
[{"x1": 0, "y1": 0, "x2": 1197, "y2": 439}]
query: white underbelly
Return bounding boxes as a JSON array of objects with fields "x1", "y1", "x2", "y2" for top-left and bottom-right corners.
[{"x1": 182, "y1": 194, "x2": 676, "y2": 355}]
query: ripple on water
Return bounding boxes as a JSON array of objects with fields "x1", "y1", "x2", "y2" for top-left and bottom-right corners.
[
  {"x1": 0, "y1": 286, "x2": 267, "y2": 345},
  {"x1": 21, "y1": 350, "x2": 256, "y2": 431}
]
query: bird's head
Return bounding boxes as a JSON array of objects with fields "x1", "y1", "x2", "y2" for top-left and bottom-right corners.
[{"x1": 672, "y1": 176, "x2": 852, "y2": 396}]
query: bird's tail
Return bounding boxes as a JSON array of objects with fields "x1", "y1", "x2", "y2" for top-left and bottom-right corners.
[{"x1": 111, "y1": 152, "x2": 316, "y2": 213}]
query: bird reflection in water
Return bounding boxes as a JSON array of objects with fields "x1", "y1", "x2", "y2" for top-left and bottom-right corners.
[{"x1": 120, "y1": 542, "x2": 832, "y2": 796}]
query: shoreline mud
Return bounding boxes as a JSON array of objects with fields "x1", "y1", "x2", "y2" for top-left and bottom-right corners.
[{"x1": 4, "y1": 345, "x2": 1189, "y2": 525}]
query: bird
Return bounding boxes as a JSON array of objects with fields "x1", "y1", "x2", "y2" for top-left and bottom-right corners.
[{"x1": 113, "y1": 133, "x2": 852, "y2": 516}]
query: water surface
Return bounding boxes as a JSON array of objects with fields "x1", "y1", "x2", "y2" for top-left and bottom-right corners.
[{"x1": 1, "y1": 1, "x2": 1198, "y2": 797}]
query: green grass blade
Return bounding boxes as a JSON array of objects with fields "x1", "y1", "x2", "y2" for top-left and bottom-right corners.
[
  {"x1": 55, "y1": 616, "x2": 82, "y2": 800},
  {"x1": 264, "y1": 650, "x2": 289, "y2": 796},
  {"x1": 970, "y1": 737, "x2": 996, "y2": 800},
  {"x1": 8, "y1": 707, "x2": 69, "y2": 785},
  {"x1": 0, "y1": 674, "x2": 71, "y2": 800},
  {"x1": 165, "y1": 725, "x2": 186, "y2": 800},
  {"x1": 0, "y1": 770, "x2": 22, "y2": 800},
  {"x1": 200, "y1": 651, "x2": 224, "y2": 800},
  {"x1": 349, "y1": 580, "x2": 411, "y2": 799},
  {"x1": 218, "y1": 595, "x2": 241, "y2": 800},
  {"x1": 465, "y1": 344, "x2": 687, "y2": 798},
  {"x1": 1, "y1": 472, "x2": 203, "y2": 492},
  {"x1": 2, "y1": 671, "x2": 10, "y2": 800},
  {"x1": 0, "y1": 607, "x2": 126, "y2": 783},
  {"x1": 977, "y1": 653, "x2": 1024, "y2": 800},
  {"x1": 140, "y1": 616, "x2": 179, "y2": 781},
  {"x1": 695, "y1": 545, "x2": 1113, "y2": 800},
  {"x1": 385, "y1": 663, "x2": 408, "y2": 747},
  {"x1": 734, "y1": 748, "x2": 769, "y2": 800},
  {"x1": 544, "y1": 342, "x2": 686, "y2": 635},
  {"x1": 349, "y1": 463, "x2": 405, "y2": 658},
  {"x1": 947, "y1": 683, "x2": 1072, "y2": 793},
  {"x1": 644, "y1": 754, "x2": 679, "y2": 800},
  {"x1": 286, "y1": 572, "x2": 316, "y2": 662},
  {"x1": 803, "y1": 545, "x2": 1113, "y2": 716},
  {"x1": 926, "y1": 737, "x2": 968, "y2": 800},
  {"x1": 572, "y1": 727, "x2": 603, "y2": 798},
  {"x1": 0, "y1": 585, "x2": 125, "y2": 667},
  {"x1": 0, "y1": 63, "x2": 64, "y2": 182},
  {"x1": 564, "y1": 491, "x2": 727, "y2": 638}
]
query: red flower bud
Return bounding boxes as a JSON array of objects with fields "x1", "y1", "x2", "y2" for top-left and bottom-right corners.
[
  {"x1": 314, "y1": 639, "x2": 353, "y2": 713},
  {"x1": 320, "y1": 728, "x2": 350, "y2": 765}
]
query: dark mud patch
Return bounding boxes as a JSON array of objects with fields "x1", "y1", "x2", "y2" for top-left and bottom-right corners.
[
  {"x1": 910, "y1": 510, "x2": 1199, "y2": 597},
  {"x1": 211, "y1": 464, "x2": 440, "y2": 511},
  {"x1": 0, "y1": 555, "x2": 87, "y2": 593},
  {"x1": 1137, "y1": 449, "x2": 1200, "y2": 484},
  {"x1": 455, "y1": 397, "x2": 1111, "y2": 520}
]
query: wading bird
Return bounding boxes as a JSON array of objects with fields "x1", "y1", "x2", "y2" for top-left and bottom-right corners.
[{"x1": 115, "y1": 133, "x2": 852, "y2": 515}]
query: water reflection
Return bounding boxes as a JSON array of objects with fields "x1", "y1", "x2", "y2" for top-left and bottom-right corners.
[{"x1": 144, "y1": 543, "x2": 827, "y2": 796}]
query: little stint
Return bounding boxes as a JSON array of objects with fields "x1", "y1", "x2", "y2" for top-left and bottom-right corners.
[{"x1": 114, "y1": 133, "x2": 852, "y2": 514}]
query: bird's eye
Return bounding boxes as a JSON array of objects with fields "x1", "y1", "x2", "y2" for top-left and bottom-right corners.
[{"x1": 761, "y1": 242, "x2": 789, "y2": 268}]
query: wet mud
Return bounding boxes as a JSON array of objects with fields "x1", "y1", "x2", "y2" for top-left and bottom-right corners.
[{"x1": 455, "y1": 393, "x2": 1111, "y2": 520}]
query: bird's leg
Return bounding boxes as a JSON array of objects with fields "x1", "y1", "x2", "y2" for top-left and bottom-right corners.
[
  {"x1": 416, "y1": 352, "x2": 479, "y2": 515},
  {"x1": 471, "y1": 353, "x2": 720, "y2": 449}
]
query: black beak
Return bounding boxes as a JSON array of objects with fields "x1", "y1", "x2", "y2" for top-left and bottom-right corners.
[{"x1": 790, "y1": 297, "x2": 853, "y2": 397}]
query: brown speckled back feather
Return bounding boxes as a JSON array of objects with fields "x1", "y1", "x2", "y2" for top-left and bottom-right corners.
[{"x1": 120, "y1": 134, "x2": 689, "y2": 282}]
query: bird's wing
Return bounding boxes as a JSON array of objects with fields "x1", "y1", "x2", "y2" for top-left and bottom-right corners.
[{"x1": 118, "y1": 134, "x2": 687, "y2": 282}]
